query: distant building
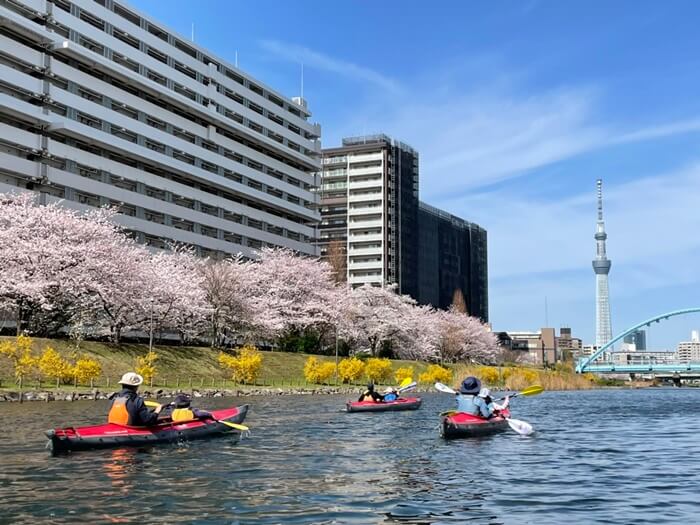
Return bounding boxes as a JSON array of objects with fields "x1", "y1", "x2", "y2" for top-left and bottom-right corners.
[
  {"x1": 612, "y1": 351, "x2": 677, "y2": 365},
  {"x1": 623, "y1": 329, "x2": 647, "y2": 351},
  {"x1": 557, "y1": 327, "x2": 583, "y2": 357},
  {"x1": 677, "y1": 331, "x2": 700, "y2": 363}
]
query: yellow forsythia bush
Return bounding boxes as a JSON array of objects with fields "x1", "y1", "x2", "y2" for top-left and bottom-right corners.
[
  {"x1": 338, "y1": 357, "x2": 365, "y2": 383},
  {"x1": 418, "y1": 364, "x2": 452, "y2": 385},
  {"x1": 73, "y1": 355, "x2": 102, "y2": 385},
  {"x1": 365, "y1": 358, "x2": 392, "y2": 383},
  {"x1": 303, "y1": 357, "x2": 336, "y2": 384},
  {"x1": 0, "y1": 334, "x2": 38, "y2": 380},
  {"x1": 38, "y1": 347, "x2": 72, "y2": 385},
  {"x1": 218, "y1": 345, "x2": 263, "y2": 384},
  {"x1": 478, "y1": 366, "x2": 500, "y2": 385},
  {"x1": 394, "y1": 366, "x2": 414, "y2": 384},
  {"x1": 135, "y1": 350, "x2": 159, "y2": 383}
]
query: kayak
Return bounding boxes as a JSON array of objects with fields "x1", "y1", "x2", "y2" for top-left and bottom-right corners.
[
  {"x1": 45, "y1": 404, "x2": 249, "y2": 454},
  {"x1": 346, "y1": 397, "x2": 422, "y2": 413},
  {"x1": 440, "y1": 409, "x2": 511, "y2": 439}
]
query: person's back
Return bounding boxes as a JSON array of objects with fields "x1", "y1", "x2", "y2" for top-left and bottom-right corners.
[
  {"x1": 455, "y1": 393, "x2": 482, "y2": 415},
  {"x1": 108, "y1": 372, "x2": 161, "y2": 427},
  {"x1": 170, "y1": 394, "x2": 211, "y2": 422},
  {"x1": 383, "y1": 387, "x2": 398, "y2": 402},
  {"x1": 454, "y1": 376, "x2": 490, "y2": 417},
  {"x1": 358, "y1": 383, "x2": 384, "y2": 403}
]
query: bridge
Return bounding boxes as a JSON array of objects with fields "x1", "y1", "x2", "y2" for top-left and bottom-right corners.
[{"x1": 576, "y1": 308, "x2": 700, "y2": 374}]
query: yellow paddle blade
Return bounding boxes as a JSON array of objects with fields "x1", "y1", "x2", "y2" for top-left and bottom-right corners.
[
  {"x1": 219, "y1": 420, "x2": 249, "y2": 431},
  {"x1": 399, "y1": 377, "x2": 413, "y2": 388},
  {"x1": 145, "y1": 400, "x2": 161, "y2": 408},
  {"x1": 520, "y1": 385, "x2": 544, "y2": 396}
]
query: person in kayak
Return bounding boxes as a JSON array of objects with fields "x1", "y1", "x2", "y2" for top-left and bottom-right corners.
[
  {"x1": 169, "y1": 393, "x2": 212, "y2": 422},
  {"x1": 108, "y1": 372, "x2": 163, "y2": 426},
  {"x1": 455, "y1": 377, "x2": 508, "y2": 418},
  {"x1": 383, "y1": 387, "x2": 399, "y2": 402},
  {"x1": 358, "y1": 383, "x2": 384, "y2": 403}
]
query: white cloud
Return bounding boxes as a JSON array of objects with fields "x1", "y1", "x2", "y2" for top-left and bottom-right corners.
[{"x1": 259, "y1": 40, "x2": 402, "y2": 94}]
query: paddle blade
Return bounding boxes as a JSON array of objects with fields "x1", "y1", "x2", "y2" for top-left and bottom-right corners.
[
  {"x1": 435, "y1": 382, "x2": 457, "y2": 394},
  {"x1": 399, "y1": 377, "x2": 413, "y2": 389},
  {"x1": 507, "y1": 418, "x2": 534, "y2": 436},
  {"x1": 145, "y1": 400, "x2": 161, "y2": 408},
  {"x1": 219, "y1": 420, "x2": 249, "y2": 431},
  {"x1": 520, "y1": 385, "x2": 544, "y2": 397},
  {"x1": 398, "y1": 381, "x2": 417, "y2": 393}
]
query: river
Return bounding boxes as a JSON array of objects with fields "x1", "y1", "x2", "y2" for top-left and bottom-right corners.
[{"x1": 1, "y1": 389, "x2": 699, "y2": 524}]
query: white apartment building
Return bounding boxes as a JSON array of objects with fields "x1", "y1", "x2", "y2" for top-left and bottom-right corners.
[
  {"x1": 319, "y1": 135, "x2": 419, "y2": 293},
  {"x1": 0, "y1": 0, "x2": 321, "y2": 258},
  {"x1": 677, "y1": 331, "x2": 700, "y2": 363}
]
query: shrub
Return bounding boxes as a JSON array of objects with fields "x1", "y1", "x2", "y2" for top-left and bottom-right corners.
[
  {"x1": 73, "y1": 355, "x2": 102, "y2": 385},
  {"x1": 0, "y1": 334, "x2": 37, "y2": 382},
  {"x1": 218, "y1": 344, "x2": 263, "y2": 384},
  {"x1": 303, "y1": 357, "x2": 336, "y2": 384},
  {"x1": 394, "y1": 366, "x2": 414, "y2": 385},
  {"x1": 135, "y1": 351, "x2": 159, "y2": 384},
  {"x1": 419, "y1": 364, "x2": 452, "y2": 385},
  {"x1": 38, "y1": 347, "x2": 72, "y2": 386},
  {"x1": 365, "y1": 358, "x2": 392, "y2": 383},
  {"x1": 338, "y1": 357, "x2": 365, "y2": 383},
  {"x1": 478, "y1": 366, "x2": 500, "y2": 385}
]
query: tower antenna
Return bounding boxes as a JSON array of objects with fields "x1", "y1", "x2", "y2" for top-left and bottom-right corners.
[
  {"x1": 593, "y1": 179, "x2": 613, "y2": 349},
  {"x1": 191, "y1": 23, "x2": 194, "y2": 42},
  {"x1": 301, "y1": 62, "x2": 304, "y2": 99}
]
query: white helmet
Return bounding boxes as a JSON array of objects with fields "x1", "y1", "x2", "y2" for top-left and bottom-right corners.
[
  {"x1": 118, "y1": 372, "x2": 144, "y2": 386},
  {"x1": 478, "y1": 387, "x2": 491, "y2": 398}
]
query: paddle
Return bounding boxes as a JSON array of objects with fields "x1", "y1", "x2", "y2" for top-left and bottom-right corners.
[
  {"x1": 494, "y1": 385, "x2": 544, "y2": 402},
  {"x1": 433, "y1": 382, "x2": 536, "y2": 436},
  {"x1": 145, "y1": 401, "x2": 249, "y2": 431},
  {"x1": 397, "y1": 381, "x2": 417, "y2": 393}
]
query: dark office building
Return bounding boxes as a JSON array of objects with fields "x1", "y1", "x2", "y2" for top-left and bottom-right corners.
[{"x1": 417, "y1": 203, "x2": 489, "y2": 321}]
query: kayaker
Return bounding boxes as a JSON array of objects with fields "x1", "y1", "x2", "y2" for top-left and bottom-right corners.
[
  {"x1": 455, "y1": 376, "x2": 490, "y2": 417},
  {"x1": 383, "y1": 387, "x2": 399, "y2": 402},
  {"x1": 108, "y1": 372, "x2": 163, "y2": 426},
  {"x1": 477, "y1": 387, "x2": 509, "y2": 417},
  {"x1": 358, "y1": 383, "x2": 384, "y2": 402},
  {"x1": 170, "y1": 393, "x2": 212, "y2": 422}
]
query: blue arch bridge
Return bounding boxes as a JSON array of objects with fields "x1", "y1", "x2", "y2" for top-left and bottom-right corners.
[{"x1": 576, "y1": 308, "x2": 700, "y2": 378}]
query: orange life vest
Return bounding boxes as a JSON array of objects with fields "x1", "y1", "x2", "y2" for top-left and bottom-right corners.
[
  {"x1": 171, "y1": 408, "x2": 195, "y2": 422},
  {"x1": 108, "y1": 396, "x2": 130, "y2": 425}
]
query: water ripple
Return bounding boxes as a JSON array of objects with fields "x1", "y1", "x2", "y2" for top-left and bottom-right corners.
[{"x1": 0, "y1": 389, "x2": 699, "y2": 523}]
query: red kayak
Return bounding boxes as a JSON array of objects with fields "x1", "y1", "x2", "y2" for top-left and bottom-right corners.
[
  {"x1": 46, "y1": 405, "x2": 249, "y2": 454},
  {"x1": 346, "y1": 397, "x2": 422, "y2": 413},
  {"x1": 440, "y1": 409, "x2": 511, "y2": 439}
]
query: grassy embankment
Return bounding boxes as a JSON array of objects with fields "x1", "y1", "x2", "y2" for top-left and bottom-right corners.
[
  {"x1": 0, "y1": 336, "x2": 434, "y2": 391},
  {"x1": 0, "y1": 336, "x2": 614, "y2": 392}
]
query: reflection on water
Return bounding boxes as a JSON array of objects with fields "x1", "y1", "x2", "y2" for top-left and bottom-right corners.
[{"x1": 0, "y1": 390, "x2": 699, "y2": 524}]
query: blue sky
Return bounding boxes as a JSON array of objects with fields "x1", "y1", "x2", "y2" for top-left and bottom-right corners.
[{"x1": 130, "y1": 0, "x2": 700, "y2": 349}]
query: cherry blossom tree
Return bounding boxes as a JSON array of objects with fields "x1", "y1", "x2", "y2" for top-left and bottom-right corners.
[{"x1": 245, "y1": 248, "x2": 343, "y2": 346}]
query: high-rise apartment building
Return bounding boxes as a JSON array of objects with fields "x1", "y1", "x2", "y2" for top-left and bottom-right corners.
[
  {"x1": 0, "y1": 0, "x2": 320, "y2": 258},
  {"x1": 319, "y1": 135, "x2": 419, "y2": 294},
  {"x1": 319, "y1": 134, "x2": 488, "y2": 320},
  {"x1": 417, "y1": 202, "x2": 488, "y2": 320}
]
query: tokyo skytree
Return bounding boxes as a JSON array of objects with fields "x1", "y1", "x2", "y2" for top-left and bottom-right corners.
[{"x1": 592, "y1": 179, "x2": 612, "y2": 348}]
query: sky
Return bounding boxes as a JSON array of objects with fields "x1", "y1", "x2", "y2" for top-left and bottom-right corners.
[{"x1": 129, "y1": 0, "x2": 700, "y2": 349}]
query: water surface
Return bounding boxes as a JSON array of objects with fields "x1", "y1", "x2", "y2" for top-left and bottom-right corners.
[{"x1": 1, "y1": 389, "x2": 699, "y2": 524}]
